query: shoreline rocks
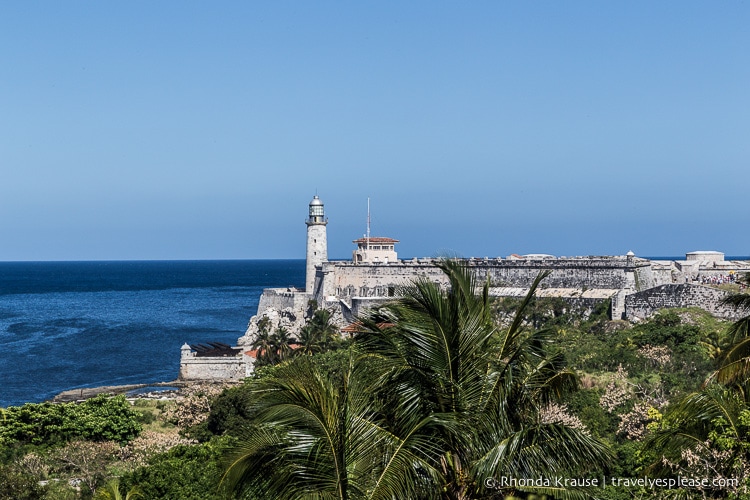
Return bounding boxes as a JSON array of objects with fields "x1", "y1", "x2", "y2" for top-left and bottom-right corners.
[{"x1": 51, "y1": 381, "x2": 188, "y2": 403}]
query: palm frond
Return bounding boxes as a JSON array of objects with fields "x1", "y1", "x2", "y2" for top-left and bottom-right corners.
[
  {"x1": 721, "y1": 290, "x2": 750, "y2": 312},
  {"x1": 498, "y1": 270, "x2": 553, "y2": 362},
  {"x1": 645, "y1": 385, "x2": 748, "y2": 480},
  {"x1": 647, "y1": 386, "x2": 744, "y2": 453},
  {"x1": 712, "y1": 336, "x2": 750, "y2": 386},
  {"x1": 472, "y1": 423, "x2": 612, "y2": 495}
]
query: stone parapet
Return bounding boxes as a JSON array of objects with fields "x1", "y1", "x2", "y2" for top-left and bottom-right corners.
[
  {"x1": 624, "y1": 284, "x2": 743, "y2": 321},
  {"x1": 319, "y1": 257, "x2": 649, "y2": 302},
  {"x1": 179, "y1": 345, "x2": 245, "y2": 381},
  {"x1": 258, "y1": 288, "x2": 312, "y2": 312}
]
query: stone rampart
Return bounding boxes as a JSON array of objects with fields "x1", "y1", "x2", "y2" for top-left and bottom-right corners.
[
  {"x1": 179, "y1": 345, "x2": 246, "y2": 380},
  {"x1": 318, "y1": 257, "x2": 653, "y2": 303},
  {"x1": 318, "y1": 260, "x2": 450, "y2": 300},
  {"x1": 470, "y1": 259, "x2": 643, "y2": 289},
  {"x1": 257, "y1": 288, "x2": 311, "y2": 312},
  {"x1": 624, "y1": 284, "x2": 742, "y2": 321},
  {"x1": 646, "y1": 262, "x2": 675, "y2": 288}
]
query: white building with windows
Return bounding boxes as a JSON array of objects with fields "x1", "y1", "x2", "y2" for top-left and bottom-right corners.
[{"x1": 352, "y1": 236, "x2": 399, "y2": 264}]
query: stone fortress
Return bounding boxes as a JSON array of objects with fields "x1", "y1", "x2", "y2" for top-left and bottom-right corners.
[{"x1": 179, "y1": 196, "x2": 750, "y2": 380}]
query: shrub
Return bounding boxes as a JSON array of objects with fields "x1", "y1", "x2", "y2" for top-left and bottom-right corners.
[
  {"x1": 120, "y1": 440, "x2": 230, "y2": 500},
  {"x1": 0, "y1": 395, "x2": 141, "y2": 447},
  {"x1": 0, "y1": 463, "x2": 48, "y2": 500}
]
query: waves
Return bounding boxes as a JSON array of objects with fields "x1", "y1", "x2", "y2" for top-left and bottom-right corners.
[{"x1": 0, "y1": 260, "x2": 305, "y2": 407}]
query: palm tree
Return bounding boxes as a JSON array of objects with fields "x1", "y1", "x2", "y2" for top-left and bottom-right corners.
[
  {"x1": 270, "y1": 326, "x2": 295, "y2": 362},
  {"x1": 250, "y1": 328, "x2": 274, "y2": 367},
  {"x1": 95, "y1": 478, "x2": 142, "y2": 500},
  {"x1": 251, "y1": 325, "x2": 296, "y2": 366},
  {"x1": 297, "y1": 308, "x2": 340, "y2": 356},
  {"x1": 221, "y1": 352, "x2": 442, "y2": 499},
  {"x1": 355, "y1": 259, "x2": 610, "y2": 499}
]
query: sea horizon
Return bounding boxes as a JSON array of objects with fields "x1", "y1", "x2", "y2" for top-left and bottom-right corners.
[{"x1": 2, "y1": 254, "x2": 748, "y2": 264}]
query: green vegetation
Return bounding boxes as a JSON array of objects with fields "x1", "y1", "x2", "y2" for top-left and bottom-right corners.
[
  {"x1": 3, "y1": 268, "x2": 750, "y2": 499},
  {"x1": 119, "y1": 441, "x2": 230, "y2": 500},
  {"x1": 0, "y1": 395, "x2": 141, "y2": 447},
  {"x1": 0, "y1": 394, "x2": 198, "y2": 499},
  {"x1": 0, "y1": 395, "x2": 142, "y2": 499},
  {"x1": 221, "y1": 263, "x2": 610, "y2": 499}
]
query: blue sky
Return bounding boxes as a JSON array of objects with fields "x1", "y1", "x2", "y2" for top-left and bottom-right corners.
[{"x1": 2, "y1": 2, "x2": 748, "y2": 261}]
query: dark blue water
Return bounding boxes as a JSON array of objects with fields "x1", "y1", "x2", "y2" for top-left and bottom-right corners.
[{"x1": 0, "y1": 260, "x2": 305, "y2": 408}]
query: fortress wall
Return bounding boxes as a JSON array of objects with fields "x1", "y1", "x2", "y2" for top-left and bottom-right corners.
[
  {"x1": 320, "y1": 261, "x2": 450, "y2": 300},
  {"x1": 473, "y1": 263, "x2": 633, "y2": 289},
  {"x1": 633, "y1": 263, "x2": 658, "y2": 289},
  {"x1": 624, "y1": 284, "x2": 742, "y2": 321},
  {"x1": 647, "y1": 266, "x2": 674, "y2": 287},
  {"x1": 320, "y1": 258, "x2": 651, "y2": 300},
  {"x1": 313, "y1": 258, "x2": 747, "y2": 325},
  {"x1": 257, "y1": 288, "x2": 312, "y2": 312},
  {"x1": 179, "y1": 353, "x2": 246, "y2": 381},
  {"x1": 344, "y1": 295, "x2": 609, "y2": 326}
]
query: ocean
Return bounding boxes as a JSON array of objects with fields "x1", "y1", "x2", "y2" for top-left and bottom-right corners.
[{"x1": 0, "y1": 260, "x2": 305, "y2": 408}]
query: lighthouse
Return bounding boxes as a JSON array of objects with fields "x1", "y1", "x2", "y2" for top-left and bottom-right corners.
[{"x1": 305, "y1": 195, "x2": 328, "y2": 293}]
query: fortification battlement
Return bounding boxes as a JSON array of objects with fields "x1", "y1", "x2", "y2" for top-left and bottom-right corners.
[
  {"x1": 261, "y1": 287, "x2": 304, "y2": 298},
  {"x1": 468, "y1": 256, "x2": 649, "y2": 269},
  {"x1": 328, "y1": 255, "x2": 651, "y2": 269}
]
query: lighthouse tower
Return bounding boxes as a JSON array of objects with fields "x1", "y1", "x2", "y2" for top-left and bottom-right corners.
[{"x1": 305, "y1": 195, "x2": 328, "y2": 293}]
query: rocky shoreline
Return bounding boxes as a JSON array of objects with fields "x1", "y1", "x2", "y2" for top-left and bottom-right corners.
[{"x1": 51, "y1": 381, "x2": 189, "y2": 403}]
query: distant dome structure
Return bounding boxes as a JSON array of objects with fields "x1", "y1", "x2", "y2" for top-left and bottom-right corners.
[{"x1": 522, "y1": 254, "x2": 556, "y2": 259}]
